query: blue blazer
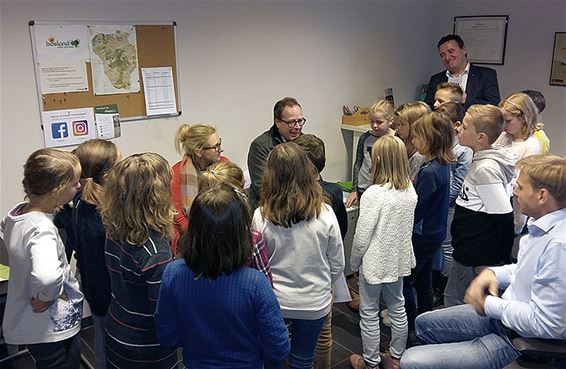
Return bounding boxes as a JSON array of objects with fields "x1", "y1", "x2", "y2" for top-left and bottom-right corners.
[{"x1": 424, "y1": 64, "x2": 501, "y2": 110}]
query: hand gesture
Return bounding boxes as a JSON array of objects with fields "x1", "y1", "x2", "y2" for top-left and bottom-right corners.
[
  {"x1": 345, "y1": 192, "x2": 358, "y2": 208},
  {"x1": 30, "y1": 296, "x2": 55, "y2": 313},
  {"x1": 464, "y1": 269, "x2": 499, "y2": 316}
]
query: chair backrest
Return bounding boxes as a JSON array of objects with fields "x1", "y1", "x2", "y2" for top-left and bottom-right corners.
[{"x1": 503, "y1": 337, "x2": 566, "y2": 369}]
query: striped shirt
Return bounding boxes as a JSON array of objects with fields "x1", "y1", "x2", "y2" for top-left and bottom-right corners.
[{"x1": 104, "y1": 231, "x2": 178, "y2": 369}]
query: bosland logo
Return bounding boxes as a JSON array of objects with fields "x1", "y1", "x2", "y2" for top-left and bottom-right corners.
[{"x1": 46, "y1": 36, "x2": 80, "y2": 48}]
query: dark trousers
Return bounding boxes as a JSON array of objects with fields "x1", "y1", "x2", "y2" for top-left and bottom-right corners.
[
  {"x1": 403, "y1": 236, "x2": 440, "y2": 331},
  {"x1": 26, "y1": 333, "x2": 81, "y2": 369}
]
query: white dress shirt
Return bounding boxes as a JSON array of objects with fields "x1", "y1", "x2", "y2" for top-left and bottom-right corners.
[{"x1": 485, "y1": 208, "x2": 566, "y2": 339}]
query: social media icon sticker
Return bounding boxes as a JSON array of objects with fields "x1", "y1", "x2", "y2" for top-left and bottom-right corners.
[
  {"x1": 51, "y1": 122, "x2": 69, "y2": 139},
  {"x1": 72, "y1": 120, "x2": 88, "y2": 136}
]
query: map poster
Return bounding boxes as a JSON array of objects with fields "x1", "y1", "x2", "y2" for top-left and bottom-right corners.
[
  {"x1": 94, "y1": 104, "x2": 121, "y2": 139},
  {"x1": 34, "y1": 24, "x2": 90, "y2": 94},
  {"x1": 88, "y1": 25, "x2": 140, "y2": 95},
  {"x1": 42, "y1": 108, "x2": 96, "y2": 148}
]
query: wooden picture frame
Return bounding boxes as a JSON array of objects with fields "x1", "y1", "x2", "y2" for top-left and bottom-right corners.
[
  {"x1": 550, "y1": 32, "x2": 566, "y2": 86},
  {"x1": 454, "y1": 15, "x2": 509, "y2": 65}
]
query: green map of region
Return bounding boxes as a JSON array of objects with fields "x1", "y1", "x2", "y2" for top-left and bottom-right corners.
[{"x1": 91, "y1": 30, "x2": 137, "y2": 89}]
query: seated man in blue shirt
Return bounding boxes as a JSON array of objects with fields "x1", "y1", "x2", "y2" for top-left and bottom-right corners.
[{"x1": 400, "y1": 154, "x2": 566, "y2": 369}]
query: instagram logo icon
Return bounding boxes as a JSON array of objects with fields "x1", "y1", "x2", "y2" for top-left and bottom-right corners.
[{"x1": 72, "y1": 120, "x2": 88, "y2": 136}]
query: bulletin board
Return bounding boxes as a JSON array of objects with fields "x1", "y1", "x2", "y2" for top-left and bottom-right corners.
[{"x1": 29, "y1": 21, "x2": 181, "y2": 121}]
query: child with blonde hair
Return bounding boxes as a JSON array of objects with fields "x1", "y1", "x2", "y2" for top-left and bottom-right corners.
[
  {"x1": 394, "y1": 101, "x2": 431, "y2": 181},
  {"x1": 198, "y1": 161, "x2": 245, "y2": 192},
  {"x1": 54, "y1": 139, "x2": 120, "y2": 369},
  {"x1": 348, "y1": 136, "x2": 418, "y2": 369},
  {"x1": 495, "y1": 93, "x2": 541, "y2": 160},
  {"x1": 346, "y1": 99, "x2": 395, "y2": 207},
  {"x1": 1, "y1": 148, "x2": 83, "y2": 369},
  {"x1": 100, "y1": 153, "x2": 178, "y2": 369},
  {"x1": 171, "y1": 123, "x2": 228, "y2": 255},
  {"x1": 198, "y1": 161, "x2": 272, "y2": 283},
  {"x1": 403, "y1": 112, "x2": 455, "y2": 331},
  {"x1": 496, "y1": 93, "x2": 542, "y2": 234}
]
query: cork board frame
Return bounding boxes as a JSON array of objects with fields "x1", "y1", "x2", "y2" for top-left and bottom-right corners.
[{"x1": 30, "y1": 21, "x2": 181, "y2": 121}]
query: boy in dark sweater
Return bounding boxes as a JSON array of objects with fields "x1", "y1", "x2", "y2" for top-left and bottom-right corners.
[
  {"x1": 293, "y1": 133, "x2": 348, "y2": 369},
  {"x1": 444, "y1": 104, "x2": 516, "y2": 307}
]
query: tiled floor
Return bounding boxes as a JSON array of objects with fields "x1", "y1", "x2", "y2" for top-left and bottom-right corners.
[
  {"x1": 2, "y1": 278, "x2": 395, "y2": 369},
  {"x1": 330, "y1": 302, "x2": 392, "y2": 368}
]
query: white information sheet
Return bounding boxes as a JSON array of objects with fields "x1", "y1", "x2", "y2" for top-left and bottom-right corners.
[
  {"x1": 42, "y1": 108, "x2": 96, "y2": 148},
  {"x1": 142, "y1": 67, "x2": 178, "y2": 116},
  {"x1": 39, "y1": 64, "x2": 88, "y2": 94},
  {"x1": 94, "y1": 104, "x2": 121, "y2": 139},
  {"x1": 34, "y1": 24, "x2": 90, "y2": 93}
]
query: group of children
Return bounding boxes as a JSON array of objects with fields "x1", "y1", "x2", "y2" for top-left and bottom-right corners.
[
  {"x1": 346, "y1": 84, "x2": 550, "y2": 369},
  {"x1": 0, "y1": 83, "x2": 552, "y2": 369},
  {"x1": 0, "y1": 131, "x2": 346, "y2": 368}
]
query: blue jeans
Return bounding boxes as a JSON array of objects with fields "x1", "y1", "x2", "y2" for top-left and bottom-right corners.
[
  {"x1": 359, "y1": 272, "x2": 407, "y2": 366},
  {"x1": 400, "y1": 304, "x2": 520, "y2": 369},
  {"x1": 285, "y1": 316, "x2": 327, "y2": 369},
  {"x1": 26, "y1": 333, "x2": 81, "y2": 369},
  {"x1": 403, "y1": 241, "x2": 437, "y2": 330},
  {"x1": 433, "y1": 206, "x2": 455, "y2": 276}
]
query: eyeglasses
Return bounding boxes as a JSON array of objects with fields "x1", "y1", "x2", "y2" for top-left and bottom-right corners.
[
  {"x1": 202, "y1": 138, "x2": 222, "y2": 152},
  {"x1": 277, "y1": 117, "x2": 307, "y2": 128}
]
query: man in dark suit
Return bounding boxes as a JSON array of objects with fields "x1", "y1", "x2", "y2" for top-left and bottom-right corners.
[{"x1": 424, "y1": 34, "x2": 501, "y2": 110}]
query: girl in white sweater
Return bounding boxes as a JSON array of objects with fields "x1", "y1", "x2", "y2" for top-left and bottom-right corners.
[
  {"x1": 0, "y1": 148, "x2": 83, "y2": 369},
  {"x1": 252, "y1": 142, "x2": 344, "y2": 369},
  {"x1": 349, "y1": 136, "x2": 418, "y2": 369}
]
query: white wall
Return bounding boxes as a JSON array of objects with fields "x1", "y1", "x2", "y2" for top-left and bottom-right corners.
[
  {"x1": 432, "y1": 0, "x2": 566, "y2": 155},
  {"x1": 0, "y1": 0, "x2": 436, "y2": 214},
  {"x1": 2, "y1": 1, "x2": 565, "y2": 216}
]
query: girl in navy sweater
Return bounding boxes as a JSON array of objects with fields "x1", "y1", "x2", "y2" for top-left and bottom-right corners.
[
  {"x1": 403, "y1": 111, "x2": 455, "y2": 331},
  {"x1": 54, "y1": 139, "x2": 121, "y2": 369},
  {"x1": 155, "y1": 184, "x2": 289, "y2": 368}
]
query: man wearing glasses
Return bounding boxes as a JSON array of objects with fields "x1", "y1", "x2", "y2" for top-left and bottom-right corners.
[{"x1": 247, "y1": 97, "x2": 306, "y2": 209}]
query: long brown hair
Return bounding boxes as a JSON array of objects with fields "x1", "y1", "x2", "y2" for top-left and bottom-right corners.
[
  {"x1": 100, "y1": 153, "x2": 175, "y2": 245},
  {"x1": 260, "y1": 142, "x2": 323, "y2": 227},
  {"x1": 412, "y1": 111, "x2": 455, "y2": 165},
  {"x1": 73, "y1": 139, "x2": 121, "y2": 207}
]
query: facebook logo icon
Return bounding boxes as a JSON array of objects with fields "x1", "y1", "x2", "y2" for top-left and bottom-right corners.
[{"x1": 51, "y1": 122, "x2": 68, "y2": 139}]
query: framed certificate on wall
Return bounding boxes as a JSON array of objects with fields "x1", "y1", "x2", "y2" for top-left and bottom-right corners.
[
  {"x1": 550, "y1": 32, "x2": 566, "y2": 86},
  {"x1": 454, "y1": 15, "x2": 509, "y2": 65}
]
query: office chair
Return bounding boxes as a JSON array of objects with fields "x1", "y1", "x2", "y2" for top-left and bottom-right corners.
[{"x1": 503, "y1": 337, "x2": 566, "y2": 369}]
